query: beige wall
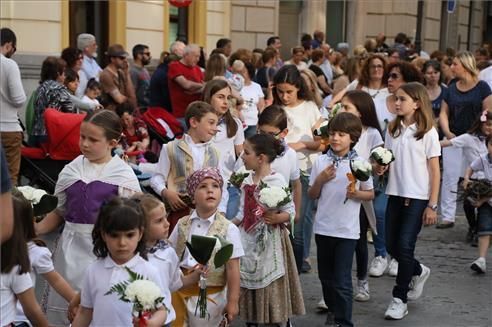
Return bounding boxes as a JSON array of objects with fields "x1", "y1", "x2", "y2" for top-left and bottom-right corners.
[
  {"x1": 0, "y1": 0, "x2": 63, "y2": 55},
  {"x1": 230, "y1": 0, "x2": 279, "y2": 51},
  {"x1": 126, "y1": 0, "x2": 165, "y2": 56},
  {"x1": 206, "y1": 1, "x2": 231, "y2": 53}
]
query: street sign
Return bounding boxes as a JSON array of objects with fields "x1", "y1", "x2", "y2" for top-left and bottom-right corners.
[{"x1": 447, "y1": 0, "x2": 456, "y2": 13}]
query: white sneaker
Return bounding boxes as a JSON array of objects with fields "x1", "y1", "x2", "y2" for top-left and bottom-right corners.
[
  {"x1": 354, "y1": 279, "x2": 370, "y2": 302},
  {"x1": 470, "y1": 257, "x2": 486, "y2": 274},
  {"x1": 317, "y1": 298, "x2": 328, "y2": 311},
  {"x1": 407, "y1": 264, "x2": 430, "y2": 300},
  {"x1": 384, "y1": 297, "x2": 408, "y2": 320},
  {"x1": 387, "y1": 258, "x2": 398, "y2": 277},
  {"x1": 369, "y1": 256, "x2": 388, "y2": 277}
]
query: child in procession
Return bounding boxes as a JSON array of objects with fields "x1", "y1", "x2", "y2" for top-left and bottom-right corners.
[
  {"x1": 379, "y1": 82, "x2": 441, "y2": 320},
  {"x1": 168, "y1": 167, "x2": 244, "y2": 327},
  {"x1": 233, "y1": 133, "x2": 305, "y2": 326},
  {"x1": 72, "y1": 197, "x2": 168, "y2": 326},
  {"x1": 308, "y1": 112, "x2": 375, "y2": 327}
]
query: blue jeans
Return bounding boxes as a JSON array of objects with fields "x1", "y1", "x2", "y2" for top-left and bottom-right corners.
[
  {"x1": 316, "y1": 234, "x2": 357, "y2": 327},
  {"x1": 292, "y1": 174, "x2": 315, "y2": 272},
  {"x1": 385, "y1": 196, "x2": 426, "y2": 302},
  {"x1": 372, "y1": 178, "x2": 388, "y2": 258},
  {"x1": 226, "y1": 185, "x2": 241, "y2": 220}
]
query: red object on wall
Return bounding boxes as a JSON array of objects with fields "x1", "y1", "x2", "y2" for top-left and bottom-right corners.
[{"x1": 168, "y1": 0, "x2": 192, "y2": 7}]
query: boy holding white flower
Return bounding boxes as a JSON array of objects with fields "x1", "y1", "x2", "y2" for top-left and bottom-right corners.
[{"x1": 308, "y1": 112, "x2": 374, "y2": 327}]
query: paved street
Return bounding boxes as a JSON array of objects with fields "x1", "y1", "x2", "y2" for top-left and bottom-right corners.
[{"x1": 234, "y1": 214, "x2": 492, "y2": 327}]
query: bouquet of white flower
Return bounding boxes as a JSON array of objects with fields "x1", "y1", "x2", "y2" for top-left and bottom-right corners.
[
  {"x1": 229, "y1": 167, "x2": 250, "y2": 188},
  {"x1": 345, "y1": 159, "x2": 372, "y2": 204},
  {"x1": 370, "y1": 146, "x2": 395, "y2": 166},
  {"x1": 105, "y1": 267, "x2": 165, "y2": 327},
  {"x1": 257, "y1": 181, "x2": 291, "y2": 209}
]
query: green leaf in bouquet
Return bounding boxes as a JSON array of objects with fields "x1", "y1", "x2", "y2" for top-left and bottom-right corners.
[
  {"x1": 213, "y1": 236, "x2": 233, "y2": 268},
  {"x1": 185, "y1": 235, "x2": 217, "y2": 265}
]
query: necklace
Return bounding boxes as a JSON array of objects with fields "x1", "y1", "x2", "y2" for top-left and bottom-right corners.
[{"x1": 367, "y1": 88, "x2": 381, "y2": 99}]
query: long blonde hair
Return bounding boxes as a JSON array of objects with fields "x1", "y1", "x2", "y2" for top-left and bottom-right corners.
[
  {"x1": 454, "y1": 51, "x2": 479, "y2": 79},
  {"x1": 300, "y1": 69, "x2": 323, "y2": 107},
  {"x1": 388, "y1": 82, "x2": 435, "y2": 140}
]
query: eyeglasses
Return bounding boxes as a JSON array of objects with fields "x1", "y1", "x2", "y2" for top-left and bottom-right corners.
[
  {"x1": 117, "y1": 56, "x2": 127, "y2": 60},
  {"x1": 143, "y1": 52, "x2": 151, "y2": 56},
  {"x1": 388, "y1": 73, "x2": 400, "y2": 80},
  {"x1": 257, "y1": 129, "x2": 282, "y2": 137}
]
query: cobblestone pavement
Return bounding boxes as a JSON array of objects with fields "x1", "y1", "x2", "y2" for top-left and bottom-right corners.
[{"x1": 233, "y1": 215, "x2": 492, "y2": 327}]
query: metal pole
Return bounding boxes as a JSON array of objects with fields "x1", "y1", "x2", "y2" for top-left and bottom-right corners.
[
  {"x1": 415, "y1": 0, "x2": 424, "y2": 53},
  {"x1": 467, "y1": 1, "x2": 474, "y2": 50}
]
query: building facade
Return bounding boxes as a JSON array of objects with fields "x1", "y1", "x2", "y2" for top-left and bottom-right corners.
[{"x1": 1, "y1": 0, "x2": 490, "y2": 105}]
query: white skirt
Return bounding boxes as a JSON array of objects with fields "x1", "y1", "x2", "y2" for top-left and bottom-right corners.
[{"x1": 44, "y1": 221, "x2": 96, "y2": 327}]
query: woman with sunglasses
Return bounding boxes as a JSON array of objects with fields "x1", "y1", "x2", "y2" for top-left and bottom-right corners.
[
  {"x1": 437, "y1": 51, "x2": 492, "y2": 229},
  {"x1": 61, "y1": 47, "x2": 86, "y2": 97}
]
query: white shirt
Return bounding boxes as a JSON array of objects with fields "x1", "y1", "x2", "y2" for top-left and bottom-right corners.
[
  {"x1": 212, "y1": 118, "x2": 244, "y2": 180},
  {"x1": 80, "y1": 255, "x2": 172, "y2": 326},
  {"x1": 16, "y1": 242, "x2": 54, "y2": 323},
  {"x1": 240, "y1": 82, "x2": 264, "y2": 126},
  {"x1": 76, "y1": 69, "x2": 89, "y2": 98},
  {"x1": 1, "y1": 266, "x2": 33, "y2": 325},
  {"x1": 81, "y1": 95, "x2": 100, "y2": 107},
  {"x1": 150, "y1": 134, "x2": 229, "y2": 212},
  {"x1": 320, "y1": 59, "x2": 333, "y2": 84},
  {"x1": 234, "y1": 145, "x2": 300, "y2": 184},
  {"x1": 450, "y1": 133, "x2": 487, "y2": 179},
  {"x1": 283, "y1": 100, "x2": 321, "y2": 172},
  {"x1": 0, "y1": 54, "x2": 26, "y2": 132},
  {"x1": 354, "y1": 127, "x2": 384, "y2": 160},
  {"x1": 375, "y1": 96, "x2": 396, "y2": 133},
  {"x1": 479, "y1": 65, "x2": 492, "y2": 90},
  {"x1": 147, "y1": 246, "x2": 183, "y2": 292},
  {"x1": 470, "y1": 153, "x2": 492, "y2": 206},
  {"x1": 385, "y1": 123, "x2": 441, "y2": 200},
  {"x1": 168, "y1": 210, "x2": 244, "y2": 269},
  {"x1": 309, "y1": 152, "x2": 373, "y2": 239}
]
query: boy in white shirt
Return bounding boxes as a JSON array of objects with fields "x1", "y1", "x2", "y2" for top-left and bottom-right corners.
[{"x1": 308, "y1": 113, "x2": 374, "y2": 327}]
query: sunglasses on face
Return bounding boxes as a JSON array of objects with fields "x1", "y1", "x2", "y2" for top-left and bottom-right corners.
[{"x1": 388, "y1": 73, "x2": 400, "y2": 80}]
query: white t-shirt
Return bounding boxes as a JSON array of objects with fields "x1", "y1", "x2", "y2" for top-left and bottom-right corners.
[
  {"x1": 479, "y1": 65, "x2": 492, "y2": 90},
  {"x1": 283, "y1": 100, "x2": 322, "y2": 172},
  {"x1": 385, "y1": 123, "x2": 441, "y2": 200},
  {"x1": 450, "y1": 133, "x2": 487, "y2": 179},
  {"x1": 147, "y1": 246, "x2": 183, "y2": 292},
  {"x1": 212, "y1": 118, "x2": 244, "y2": 181},
  {"x1": 1, "y1": 266, "x2": 33, "y2": 325},
  {"x1": 284, "y1": 60, "x2": 308, "y2": 71},
  {"x1": 168, "y1": 210, "x2": 244, "y2": 269},
  {"x1": 234, "y1": 145, "x2": 300, "y2": 184},
  {"x1": 309, "y1": 152, "x2": 373, "y2": 239},
  {"x1": 16, "y1": 242, "x2": 54, "y2": 323},
  {"x1": 354, "y1": 127, "x2": 384, "y2": 160},
  {"x1": 80, "y1": 255, "x2": 171, "y2": 327},
  {"x1": 347, "y1": 80, "x2": 390, "y2": 102},
  {"x1": 470, "y1": 153, "x2": 492, "y2": 206},
  {"x1": 240, "y1": 82, "x2": 264, "y2": 126},
  {"x1": 375, "y1": 96, "x2": 396, "y2": 133},
  {"x1": 81, "y1": 95, "x2": 100, "y2": 107}
]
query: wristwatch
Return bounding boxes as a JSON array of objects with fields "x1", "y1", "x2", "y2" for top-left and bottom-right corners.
[{"x1": 427, "y1": 203, "x2": 438, "y2": 211}]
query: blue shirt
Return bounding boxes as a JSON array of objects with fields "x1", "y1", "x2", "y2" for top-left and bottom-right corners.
[
  {"x1": 444, "y1": 79, "x2": 491, "y2": 135},
  {"x1": 81, "y1": 55, "x2": 102, "y2": 81}
]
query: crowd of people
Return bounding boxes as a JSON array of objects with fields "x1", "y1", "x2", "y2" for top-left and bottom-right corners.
[{"x1": 1, "y1": 26, "x2": 492, "y2": 327}]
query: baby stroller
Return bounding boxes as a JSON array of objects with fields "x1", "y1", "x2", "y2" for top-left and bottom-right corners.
[{"x1": 20, "y1": 109, "x2": 84, "y2": 193}]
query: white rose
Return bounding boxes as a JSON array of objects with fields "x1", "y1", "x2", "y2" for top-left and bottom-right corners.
[
  {"x1": 352, "y1": 160, "x2": 372, "y2": 173},
  {"x1": 17, "y1": 186, "x2": 47, "y2": 204},
  {"x1": 380, "y1": 151, "x2": 393, "y2": 164}
]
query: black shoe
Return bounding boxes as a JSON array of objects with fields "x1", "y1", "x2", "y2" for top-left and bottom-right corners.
[
  {"x1": 471, "y1": 233, "x2": 479, "y2": 247},
  {"x1": 436, "y1": 222, "x2": 455, "y2": 229},
  {"x1": 301, "y1": 260, "x2": 312, "y2": 273}
]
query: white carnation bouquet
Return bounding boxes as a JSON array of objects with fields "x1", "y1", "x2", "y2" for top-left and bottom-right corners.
[
  {"x1": 370, "y1": 146, "x2": 395, "y2": 166},
  {"x1": 105, "y1": 267, "x2": 165, "y2": 327},
  {"x1": 251, "y1": 181, "x2": 292, "y2": 252},
  {"x1": 345, "y1": 159, "x2": 372, "y2": 204},
  {"x1": 370, "y1": 146, "x2": 395, "y2": 189}
]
